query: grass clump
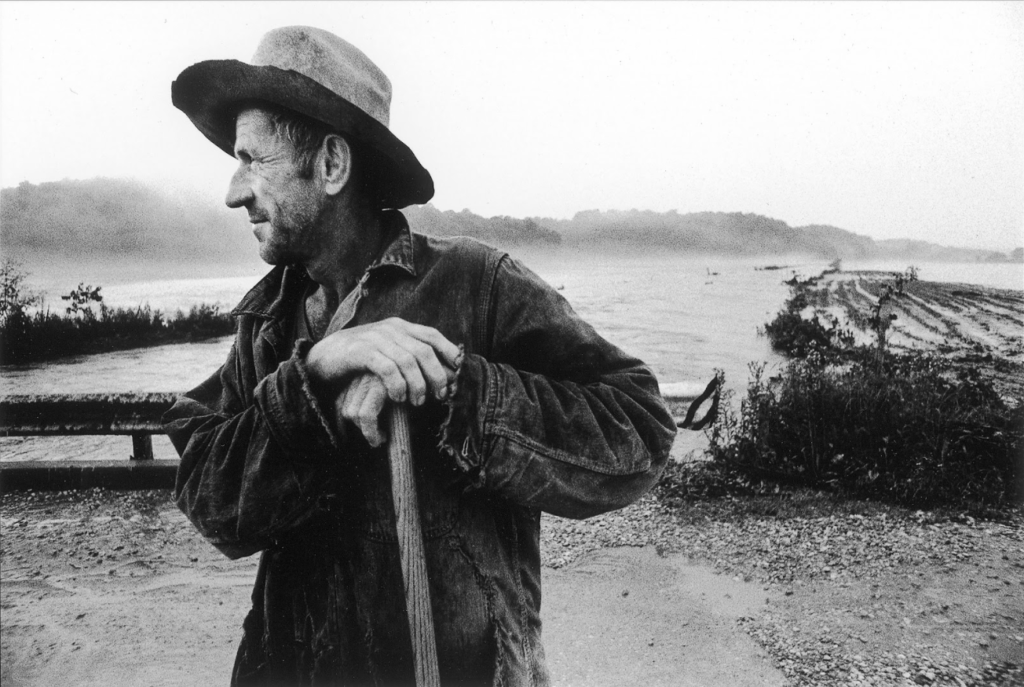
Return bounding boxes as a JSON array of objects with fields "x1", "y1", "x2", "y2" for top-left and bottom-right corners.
[{"x1": 706, "y1": 357, "x2": 1023, "y2": 513}]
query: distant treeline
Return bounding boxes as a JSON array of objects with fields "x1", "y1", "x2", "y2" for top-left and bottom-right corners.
[
  {"x1": 1, "y1": 179, "x2": 255, "y2": 264},
  {"x1": 2, "y1": 179, "x2": 1020, "y2": 264},
  {"x1": 534, "y1": 209, "x2": 1022, "y2": 262},
  {"x1": 403, "y1": 204, "x2": 561, "y2": 247}
]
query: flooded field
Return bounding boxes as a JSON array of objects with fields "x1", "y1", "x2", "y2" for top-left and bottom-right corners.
[{"x1": 809, "y1": 270, "x2": 1024, "y2": 397}]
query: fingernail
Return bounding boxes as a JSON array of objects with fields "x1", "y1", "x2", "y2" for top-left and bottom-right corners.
[{"x1": 438, "y1": 386, "x2": 448, "y2": 401}]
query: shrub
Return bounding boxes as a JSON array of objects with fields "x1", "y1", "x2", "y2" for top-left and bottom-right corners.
[
  {"x1": 764, "y1": 267, "x2": 920, "y2": 362},
  {"x1": 707, "y1": 357, "x2": 1023, "y2": 512},
  {"x1": 0, "y1": 260, "x2": 41, "y2": 364},
  {"x1": 1, "y1": 261, "x2": 39, "y2": 318},
  {"x1": 762, "y1": 289, "x2": 854, "y2": 359},
  {"x1": 61, "y1": 282, "x2": 104, "y2": 316},
  {"x1": 166, "y1": 304, "x2": 235, "y2": 339},
  {"x1": 0, "y1": 265, "x2": 236, "y2": 365}
]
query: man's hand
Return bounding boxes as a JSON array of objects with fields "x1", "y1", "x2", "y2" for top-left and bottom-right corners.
[
  {"x1": 335, "y1": 373, "x2": 391, "y2": 447},
  {"x1": 308, "y1": 318, "x2": 460, "y2": 444}
]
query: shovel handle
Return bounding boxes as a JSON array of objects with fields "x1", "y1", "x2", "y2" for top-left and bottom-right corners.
[{"x1": 387, "y1": 404, "x2": 440, "y2": 687}]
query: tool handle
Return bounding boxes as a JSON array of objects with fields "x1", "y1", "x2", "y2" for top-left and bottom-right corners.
[{"x1": 387, "y1": 404, "x2": 440, "y2": 687}]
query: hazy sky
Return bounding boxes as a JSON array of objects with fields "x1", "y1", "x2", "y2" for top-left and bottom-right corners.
[{"x1": 1, "y1": 1, "x2": 1022, "y2": 251}]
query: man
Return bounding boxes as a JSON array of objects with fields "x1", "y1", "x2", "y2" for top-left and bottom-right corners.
[{"x1": 165, "y1": 26, "x2": 676, "y2": 686}]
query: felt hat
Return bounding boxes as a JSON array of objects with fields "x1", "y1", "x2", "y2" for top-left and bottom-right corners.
[{"x1": 171, "y1": 26, "x2": 433, "y2": 209}]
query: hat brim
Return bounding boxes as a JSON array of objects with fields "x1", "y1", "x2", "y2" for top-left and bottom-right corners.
[{"x1": 172, "y1": 60, "x2": 433, "y2": 209}]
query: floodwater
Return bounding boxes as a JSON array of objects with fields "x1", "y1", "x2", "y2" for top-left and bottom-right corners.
[
  {"x1": 3, "y1": 252, "x2": 802, "y2": 395},
  {"x1": 2, "y1": 251, "x2": 1019, "y2": 461}
]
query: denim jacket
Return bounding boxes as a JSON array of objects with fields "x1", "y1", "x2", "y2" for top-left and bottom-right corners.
[{"x1": 163, "y1": 212, "x2": 677, "y2": 686}]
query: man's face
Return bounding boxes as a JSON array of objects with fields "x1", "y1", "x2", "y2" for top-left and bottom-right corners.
[{"x1": 226, "y1": 108, "x2": 327, "y2": 265}]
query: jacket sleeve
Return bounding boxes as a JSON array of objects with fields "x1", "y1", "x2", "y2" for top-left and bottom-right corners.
[
  {"x1": 441, "y1": 255, "x2": 677, "y2": 519},
  {"x1": 162, "y1": 335, "x2": 342, "y2": 559}
]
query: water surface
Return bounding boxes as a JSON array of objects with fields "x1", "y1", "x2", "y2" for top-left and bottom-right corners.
[{"x1": 4, "y1": 252, "x2": 1018, "y2": 461}]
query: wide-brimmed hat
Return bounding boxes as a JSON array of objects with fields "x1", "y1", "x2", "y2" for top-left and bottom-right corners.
[{"x1": 171, "y1": 26, "x2": 433, "y2": 209}]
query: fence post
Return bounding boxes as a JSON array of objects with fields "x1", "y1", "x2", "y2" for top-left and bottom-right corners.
[{"x1": 131, "y1": 434, "x2": 154, "y2": 461}]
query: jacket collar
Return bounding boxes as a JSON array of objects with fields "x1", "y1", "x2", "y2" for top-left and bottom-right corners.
[
  {"x1": 373, "y1": 210, "x2": 417, "y2": 277},
  {"x1": 232, "y1": 210, "x2": 416, "y2": 320}
]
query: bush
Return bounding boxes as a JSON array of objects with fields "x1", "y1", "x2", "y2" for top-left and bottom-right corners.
[
  {"x1": 61, "y1": 282, "x2": 104, "y2": 316},
  {"x1": 707, "y1": 356, "x2": 1023, "y2": 512},
  {"x1": 764, "y1": 266, "x2": 920, "y2": 362},
  {"x1": 762, "y1": 289, "x2": 853, "y2": 358},
  {"x1": 0, "y1": 264, "x2": 235, "y2": 365},
  {"x1": 0, "y1": 261, "x2": 41, "y2": 364},
  {"x1": 166, "y1": 304, "x2": 235, "y2": 339}
]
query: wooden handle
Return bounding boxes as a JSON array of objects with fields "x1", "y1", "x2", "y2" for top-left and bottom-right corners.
[{"x1": 387, "y1": 404, "x2": 441, "y2": 687}]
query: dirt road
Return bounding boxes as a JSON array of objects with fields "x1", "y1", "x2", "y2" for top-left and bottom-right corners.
[
  {"x1": 3, "y1": 488, "x2": 1022, "y2": 687},
  {"x1": 1, "y1": 490, "x2": 782, "y2": 687}
]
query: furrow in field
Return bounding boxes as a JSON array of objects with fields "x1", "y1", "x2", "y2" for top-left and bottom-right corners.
[
  {"x1": 899, "y1": 291, "x2": 1006, "y2": 351},
  {"x1": 895, "y1": 293, "x2": 970, "y2": 344},
  {"x1": 809, "y1": 274, "x2": 1023, "y2": 359}
]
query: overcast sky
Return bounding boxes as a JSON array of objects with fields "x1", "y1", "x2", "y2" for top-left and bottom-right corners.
[{"x1": 1, "y1": 1, "x2": 1021, "y2": 251}]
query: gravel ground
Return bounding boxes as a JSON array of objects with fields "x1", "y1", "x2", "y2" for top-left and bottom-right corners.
[
  {"x1": 541, "y1": 485, "x2": 1023, "y2": 687},
  {"x1": 3, "y1": 484, "x2": 1023, "y2": 686}
]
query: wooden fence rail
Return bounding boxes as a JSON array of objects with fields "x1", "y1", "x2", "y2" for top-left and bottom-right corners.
[
  {"x1": 0, "y1": 393, "x2": 178, "y2": 492},
  {"x1": 0, "y1": 386, "x2": 708, "y2": 492},
  {"x1": 0, "y1": 392, "x2": 178, "y2": 458}
]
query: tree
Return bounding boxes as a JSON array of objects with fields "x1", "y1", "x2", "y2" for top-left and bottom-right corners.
[
  {"x1": 0, "y1": 259, "x2": 38, "y2": 325},
  {"x1": 62, "y1": 283, "x2": 104, "y2": 317}
]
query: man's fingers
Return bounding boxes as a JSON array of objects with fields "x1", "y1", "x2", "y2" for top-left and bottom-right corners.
[
  {"x1": 310, "y1": 318, "x2": 461, "y2": 405},
  {"x1": 386, "y1": 342, "x2": 429, "y2": 406},
  {"x1": 392, "y1": 319, "x2": 461, "y2": 370},
  {"x1": 402, "y1": 338, "x2": 451, "y2": 403},
  {"x1": 363, "y1": 335, "x2": 446, "y2": 406},
  {"x1": 365, "y1": 351, "x2": 417, "y2": 404},
  {"x1": 376, "y1": 322, "x2": 457, "y2": 402},
  {"x1": 337, "y1": 374, "x2": 389, "y2": 447},
  {"x1": 340, "y1": 374, "x2": 373, "y2": 419},
  {"x1": 355, "y1": 380, "x2": 388, "y2": 447}
]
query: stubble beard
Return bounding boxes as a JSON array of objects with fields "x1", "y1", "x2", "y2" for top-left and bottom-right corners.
[{"x1": 255, "y1": 195, "x2": 330, "y2": 267}]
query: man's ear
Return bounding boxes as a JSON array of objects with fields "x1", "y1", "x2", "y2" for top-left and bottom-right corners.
[{"x1": 320, "y1": 134, "x2": 353, "y2": 196}]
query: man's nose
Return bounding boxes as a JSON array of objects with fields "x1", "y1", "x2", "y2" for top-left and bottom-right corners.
[{"x1": 225, "y1": 165, "x2": 253, "y2": 209}]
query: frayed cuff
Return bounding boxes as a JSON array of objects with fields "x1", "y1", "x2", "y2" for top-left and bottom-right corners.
[
  {"x1": 438, "y1": 346, "x2": 486, "y2": 488},
  {"x1": 293, "y1": 338, "x2": 344, "y2": 451}
]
